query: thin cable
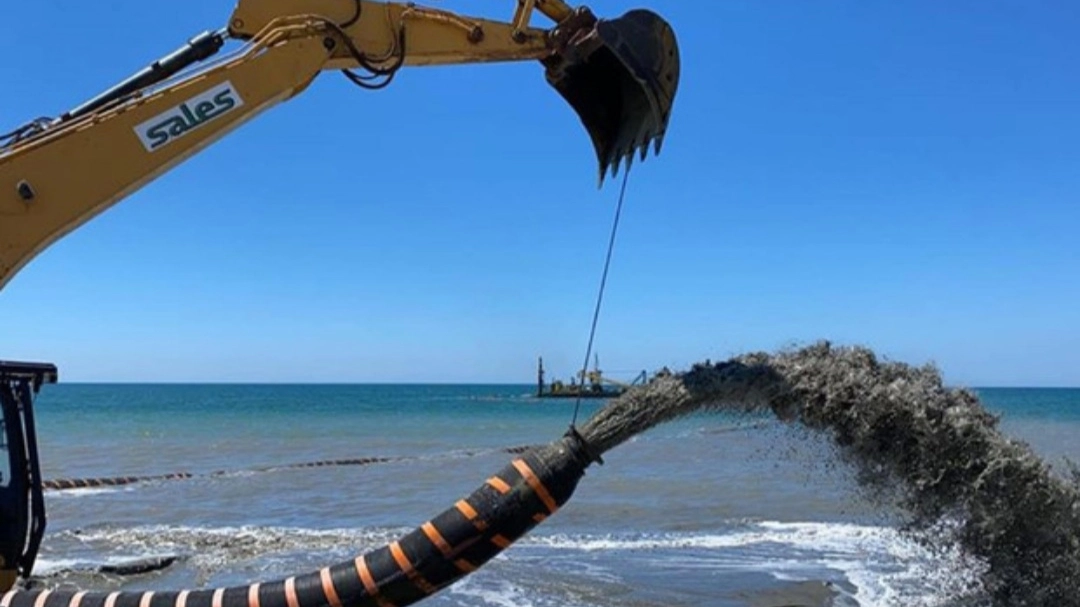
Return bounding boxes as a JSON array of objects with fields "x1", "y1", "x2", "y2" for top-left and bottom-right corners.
[
  {"x1": 340, "y1": 0, "x2": 363, "y2": 28},
  {"x1": 571, "y1": 167, "x2": 632, "y2": 428}
]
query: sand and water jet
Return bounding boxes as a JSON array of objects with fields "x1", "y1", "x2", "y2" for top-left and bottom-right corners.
[{"x1": 579, "y1": 340, "x2": 1080, "y2": 606}]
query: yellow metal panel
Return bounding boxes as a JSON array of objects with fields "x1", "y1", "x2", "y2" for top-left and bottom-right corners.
[
  {"x1": 0, "y1": 25, "x2": 330, "y2": 290},
  {"x1": 231, "y1": 0, "x2": 553, "y2": 69},
  {"x1": 535, "y1": 0, "x2": 573, "y2": 23}
]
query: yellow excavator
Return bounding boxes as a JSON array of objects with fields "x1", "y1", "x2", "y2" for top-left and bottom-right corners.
[{"x1": 0, "y1": 0, "x2": 680, "y2": 594}]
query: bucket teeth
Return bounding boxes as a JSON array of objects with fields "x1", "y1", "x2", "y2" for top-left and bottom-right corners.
[{"x1": 544, "y1": 8, "x2": 681, "y2": 185}]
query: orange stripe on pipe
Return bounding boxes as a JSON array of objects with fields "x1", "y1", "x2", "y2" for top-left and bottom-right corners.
[
  {"x1": 455, "y1": 500, "x2": 478, "y2": 520},
  {"x1": 355, "y1": 556, "x2": 377, "y2": 595},
  {"x1": 104, "y1": 592, "x2": 120, "y2": 607},
  {"x1": 177, "y1": 589, "x2": 190, "y2": 607},
  {"x1": 70, "y1": 591, "x2": 88, "y2": 607},
  {"x1": 388, "y1": 542, "x2": 414, "y2": 574},
  {"x1": 491, "y1": 535, "x2": 511, "y2": 549},
  {"x1": 455, "y1": 500, "x2": 487, "y2": 530},
  {"x1": 139, "y1": 592, "x2": 155, "y2": 607},
  {"x1": 212, "y1": 588, "x2": 224, "y2": 607},
  {"x1": 320, "y1": 567, "x2": 343, "y2": 607},
  {"x1": 512, "y1": 459, "x2": 558, "y2": 514},
  {"x1": 284, "y1": 577, "x2": 298, "y2": 607},
  {"x1": 33, "y1": 589, "x2": 52, "y2": 607},
  {"x1": 355, "y1": 556, "x2": 394, "y2": 607},
  {"x1": 454, "y1": 559, "x2": 477, "y2": 573},
  {"x1": 248, "y1": 583, "x2": 261, "y2": 607},
  {"x1": 389, "y1": 542, "x2": 437, "y2": 595},
  {"x1": 0, "y1": 592, "x2": 14, "y2": 607},
  {"x1": 486, "y1": 476, "x2": 511, "y2": 494},
  {"x1": 421, "y1": 522, "x2": 453, "y2": 557}
]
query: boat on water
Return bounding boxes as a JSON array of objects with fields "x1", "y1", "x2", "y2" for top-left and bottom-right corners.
[{"x1": 535, "y1": 355, "x2": 647, "y2": 399}]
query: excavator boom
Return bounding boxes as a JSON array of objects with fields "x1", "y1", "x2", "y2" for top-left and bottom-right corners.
[
  {"x1": 227, "y1": 0, "x2": 678, "y2": 179},
  {"x1": 0, "y1": 0, "x2": 679, "y2": 292}
]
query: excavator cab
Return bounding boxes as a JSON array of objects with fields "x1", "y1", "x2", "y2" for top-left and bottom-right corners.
[
  {"x1": 543, "y1": 7, "x2": 680, "y2": 181},
  {"x1": 0, "y1": 361, "x2": 54, "y2": 591}
]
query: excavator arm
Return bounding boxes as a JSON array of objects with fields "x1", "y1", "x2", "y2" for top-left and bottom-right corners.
[
  {"x1": 0, "y1": 0, "x2": 680, "y2": 588},
  {"x1": 0, "y1": 0, "x2": 679, "y2": 292}
]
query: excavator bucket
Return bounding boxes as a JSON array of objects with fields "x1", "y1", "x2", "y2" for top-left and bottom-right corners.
[{"x1": 544, "y1": 8, "x2": 680, "y2": 183}]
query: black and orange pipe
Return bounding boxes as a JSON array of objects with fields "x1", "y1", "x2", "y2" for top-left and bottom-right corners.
[
  {"x1": 40, "y1": 447, "x2": 537, "y2": 492},
  {"x1": 1, "y1": 432, "x2": 597, "y2": 607},
  {"x1": 42, "y1": 473, "x2": 195, "y2": 491}
]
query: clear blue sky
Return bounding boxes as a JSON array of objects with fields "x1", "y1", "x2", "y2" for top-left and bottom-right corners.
[{"x1": 2, "y1": 1, "x2": 1078, "y2": 386}]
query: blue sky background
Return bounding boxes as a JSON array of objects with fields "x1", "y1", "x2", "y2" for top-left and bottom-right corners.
[{"x1": 1, "y1": 1, "x2": 1078, "y2": 385}]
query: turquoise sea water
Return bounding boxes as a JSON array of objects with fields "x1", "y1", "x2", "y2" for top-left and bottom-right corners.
[{"x1": 14, "y1": 384, "x2": 1080, "y2": 606}]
